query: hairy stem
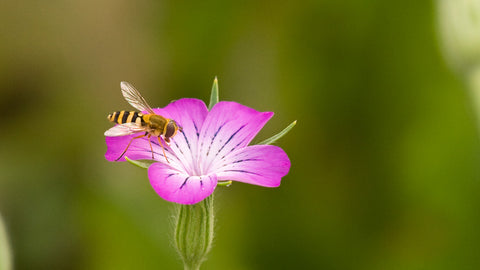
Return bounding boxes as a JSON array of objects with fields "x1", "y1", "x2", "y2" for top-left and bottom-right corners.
[{"x1": 174, "y1": 195, "x2": 214, "y2": 270}]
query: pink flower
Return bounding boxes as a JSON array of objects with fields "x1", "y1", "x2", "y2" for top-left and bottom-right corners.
[{"x1": 105, "y1": 98, "x2": 291, "y2": 204}]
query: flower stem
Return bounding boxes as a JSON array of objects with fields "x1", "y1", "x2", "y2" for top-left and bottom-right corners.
[
  {"x1": 468, "y1": 66, "x2": 480, "y2": 131},
  {"x1": 174, "y1": 195, "x2": 214, "y2": 270},
  {"x1": 0, "y1": 213, "x2": 12, "y2": 270}
]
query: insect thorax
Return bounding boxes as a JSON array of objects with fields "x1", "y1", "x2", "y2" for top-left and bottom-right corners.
[{"x1": 148, "y1": 114, "x2": 167, "y2": 126}]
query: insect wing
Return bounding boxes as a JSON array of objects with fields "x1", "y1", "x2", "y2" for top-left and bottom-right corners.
[
  {"x1": 120, "y1": 81, "x2": 155, "y2": 114},
  {"x1": 104, "y1": 123, "x2": 145, "y2": 137}
]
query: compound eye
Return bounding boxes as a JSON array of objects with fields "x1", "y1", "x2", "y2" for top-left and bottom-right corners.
[{"x1": 165, "y1": 120, "x2": 178, "y2": 138}]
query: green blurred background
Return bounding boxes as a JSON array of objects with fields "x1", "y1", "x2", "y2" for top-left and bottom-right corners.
[{"x1": 1, "y1": 0, "x2": 480, "y2": 269}]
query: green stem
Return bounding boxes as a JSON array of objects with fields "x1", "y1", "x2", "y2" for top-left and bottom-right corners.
[
  {"x1": 467, "y1": 66, "x2": 480, "y2": 131},
  {"x1": 0, "y1": 213, "x2": 12, "y2": 270},
  {"x1": 174, "y1": 195, "x2": 214, "y2": 270}
]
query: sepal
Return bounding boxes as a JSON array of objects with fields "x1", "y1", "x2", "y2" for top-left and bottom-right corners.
[
  {"x1": 125, "y1": 157, "x2": 155, "y2": 169},
  {"x1": 217, "y1": 180, "x2": 232, "y2": 187},
  {"x1": 208, "y1": 77, "x2": 219, "y2": 110},
  {"x1": 258, "y1": 120, "x2": 297, "y2": 145}
]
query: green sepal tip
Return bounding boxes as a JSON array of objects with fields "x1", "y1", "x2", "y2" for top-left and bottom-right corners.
[
  {"x1": 217, "y1": 180, "x2": 232, "y2": 187},
  {"x1": 125, "y1": 157, "x2": 155, "y2": 169},
  {"x1": 208, "y1": 77, "x2": 219, "y2": 110},
  {"x1": 257, "y1": 120, "x2": 297, "y2": 145}
]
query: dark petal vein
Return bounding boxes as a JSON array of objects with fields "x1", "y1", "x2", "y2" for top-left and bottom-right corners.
[
  {"x1": 180, "y1": 176, "x2": 190, "y2": 189},
  {"x1": 207, "y1": 124, "x2": 224, "y2": 156},
  {"x1": 193, "y1": 122, "x2": 200, "y2": 138},
  {"x1": 181, "y1": 130, "x2": 191, "y2": 151},
  {"x1": 223, "y1": 169, "x2": 261, "y2": 176},
  {"x1": 232, "y1": 158, "x2": 261, "y2": 163},
  {"x1": 174, "y1": 141, "x2": 184, "y2": 155},
  {"x1": 215, "y1": 125, "x2": 245, "y2": 157}
]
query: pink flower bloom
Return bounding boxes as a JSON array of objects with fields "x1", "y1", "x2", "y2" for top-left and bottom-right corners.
[{"x1": 105, "y1": 99, "x2": 291, "y2": 204}]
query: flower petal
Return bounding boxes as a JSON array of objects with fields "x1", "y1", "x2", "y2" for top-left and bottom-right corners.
[
  {"x1": 152, "y1": 98, "x2": 208, "y2": 175},
  {"x1": 105, "y1": 134, "x2": 173, "y2": 162},
  {"x1": 149, "y1": 163, "x2": 217, "y2": 204},
  {"x1": 197, "y1": 101, "x2": 273, "y2": 174},
  {"x1": 214, "y1": 145, "x2": 290, "y2": 187}
]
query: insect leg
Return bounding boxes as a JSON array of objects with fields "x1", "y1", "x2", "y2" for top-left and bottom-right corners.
[
  {"x1": 115, "y1": 134, "x2": 146, "y2": 161},
  {"x1": 147, "y1": 134, "x2": 155, "y2": 160},
  {"x1": 157, "y1": 136, "x2": 169, "y2": 163}
]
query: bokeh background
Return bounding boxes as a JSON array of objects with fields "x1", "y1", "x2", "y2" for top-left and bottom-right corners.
[{"x1": 1, "y1": 0, "x2": 480, "y2": 269}]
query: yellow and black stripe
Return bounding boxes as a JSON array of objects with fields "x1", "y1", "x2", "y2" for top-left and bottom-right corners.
[{"x1": 107, "y1": 111, "x2": 144, "y2": 126}]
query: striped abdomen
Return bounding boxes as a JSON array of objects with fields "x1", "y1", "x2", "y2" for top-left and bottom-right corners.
[{"x1": 107, "y1": 111, "x2": 144, "y2": 126}]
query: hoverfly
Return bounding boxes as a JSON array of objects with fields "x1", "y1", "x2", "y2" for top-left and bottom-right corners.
[{"x1": 105, "y1": 82, "x2": 181, "y2": 162}]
